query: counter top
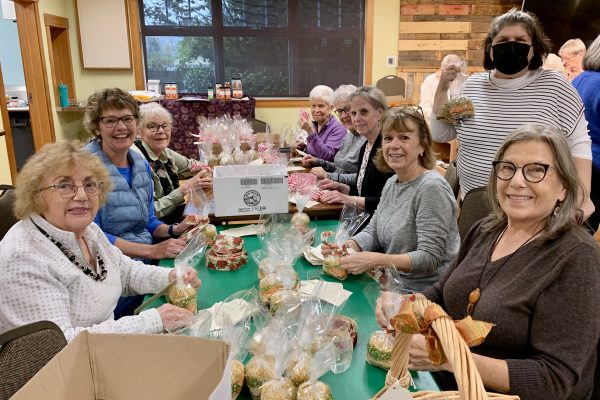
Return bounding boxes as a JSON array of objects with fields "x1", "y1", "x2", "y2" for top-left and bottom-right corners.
[{"x1": 7, "y1": 107, "x2": 29, "y2": 112}]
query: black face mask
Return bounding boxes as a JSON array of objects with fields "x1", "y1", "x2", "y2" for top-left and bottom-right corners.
[{"x1": 491, "y1": 41, "x2": 531, "y2": 75}]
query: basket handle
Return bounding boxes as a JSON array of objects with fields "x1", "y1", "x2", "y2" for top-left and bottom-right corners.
[{"x1": 377, "y1": 298, "x2": 517, "y2": 400}]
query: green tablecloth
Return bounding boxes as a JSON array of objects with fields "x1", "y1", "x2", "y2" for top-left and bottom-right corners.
[{"x1": 150, "y1": 219, "x2": 439, "y2": 399}]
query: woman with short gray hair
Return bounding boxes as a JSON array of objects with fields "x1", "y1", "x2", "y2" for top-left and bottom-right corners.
[
  {"x1": 303, "y1": 84, "x2": 366, "y2": 184},
  {"x1": 297, "y1": 84, "x2": 347, "y2": 162}
]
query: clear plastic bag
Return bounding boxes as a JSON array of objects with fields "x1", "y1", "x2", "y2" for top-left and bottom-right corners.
[{"x1": 438, "y1": 58, "x2": 474, "y2": 124}]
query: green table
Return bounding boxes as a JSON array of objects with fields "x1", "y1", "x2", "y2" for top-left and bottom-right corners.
[{"x1": 151, "y1": 219, "x2": 439, "y2": 399}]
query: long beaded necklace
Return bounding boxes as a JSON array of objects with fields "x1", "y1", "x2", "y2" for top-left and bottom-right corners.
[
  {"x1": 31, "y1": 218, "x2": 108, "y2": 282},
  {"x1": 466, "y1": 225, "x2": 544, "y2": 316}
]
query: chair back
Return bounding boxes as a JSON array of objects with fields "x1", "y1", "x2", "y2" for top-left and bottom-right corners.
[
  {"x1": 376, "y1": 75, "x2": 406, "y2": 97},
  {"x1": 458, "y1": 186, "x2": 490, "y2": 240},
  {"x1": 0, "y1": 321, "x2": 67, "y2": 400},
  {"x1": 444, "y1": 160, "x2": 460, "y2": 199},
  {"x1": 0, "y1": 184, "x2": 18, "y2": 241},
  {"x1": 250, "y1": 118, "x2": 270, "y2": 134}
]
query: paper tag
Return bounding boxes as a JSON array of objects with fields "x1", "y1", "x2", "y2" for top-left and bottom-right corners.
[{"x1": 375, "y1": 380, "x2": 414, "y2": 400}]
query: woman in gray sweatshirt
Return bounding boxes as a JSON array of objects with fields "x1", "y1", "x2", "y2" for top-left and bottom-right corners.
[{"x1": 341, "y1": 106, "x2": 460, "y2": 292}]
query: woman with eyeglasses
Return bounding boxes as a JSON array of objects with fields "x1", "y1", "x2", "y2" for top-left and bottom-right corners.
[
  {"x1": 430, "y1": 9, "x2": 594, "y2": 221},
  {"x1": 376, "y1": 125, "x2": 600, "y2": 400},
  {"x1": 296, "y1": 85, "x2": 347, "y2": 162},
  {"x1": 318, "y1": 86, "x2": 394, "y2": 216},
  {"x1": 133, "y1": 103, "x2": 212, "y2": 225},
  {"x1": 337, "y1": 107, "x2": 459, "y2": 292},
  {"x1": 0, "y1": 141, "x2": 201, "y2": 341},
  {"x1": 84, "y1": 88, "x2": 196, "y2": 318},
  {"x1": 302, "y1": 85, "x2": 366, "y2": 184}
]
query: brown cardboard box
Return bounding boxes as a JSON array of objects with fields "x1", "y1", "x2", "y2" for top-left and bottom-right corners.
[{"x1": 12, "y1": 332, "x2": 231, "y2": 400}]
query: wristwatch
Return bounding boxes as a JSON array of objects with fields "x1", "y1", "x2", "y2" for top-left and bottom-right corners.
[{"x1": 168, "y1": 224, "x2": 180, "y2": 238}]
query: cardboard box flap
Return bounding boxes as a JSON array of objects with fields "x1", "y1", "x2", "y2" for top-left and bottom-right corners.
[
  {"x1": 12, "y1": 332, "x2": 95, "y2": 399},
  {"x1": 89, "y1": 334, "x2": 230, "y2": 400},
  {"x1": 214, "y1": 164, "x2": 287, "y2": 178}
]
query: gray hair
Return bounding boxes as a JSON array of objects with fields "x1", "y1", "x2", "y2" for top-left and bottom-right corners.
[
  {"x1": 331, "y1": 84, "x2": 358, "y2": 106},
  {"x1": 582, "y1": 34, "x2": 600, "y2": 72},
  {"x1": 309, "y1": 85, "x2": 334, "y2": 105},
  {"x1": 348, "y1": 86, "x2": 388, "y2": 113},
  {"x1": 484, "y1": 124, "x2": 584, "y2": 238},
  {"x1": 559, "y1": 38, "x2": 586, "y2": 57},
  {"x1": 139, "y1": 102, "x2": 173, "y2": 125},
  {"x1": 441, "y1": 54, "x2": 462, "y2": 69}
]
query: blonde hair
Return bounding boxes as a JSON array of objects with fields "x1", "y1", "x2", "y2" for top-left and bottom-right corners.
[
  {"x1": 83, "y1": 87, "x2": 140, "y2": 137},
  {"x1": 14, "y1": 141, "x2": 112, "y2": 219},
  {"x1": 484, "y1": 125, "x2": 583, "y2": 238},
  {"x1": 374, "y1": 106, "x2": 436, "y2": 173},
  {"x1": 558, "y1": 38, "x2": 586, "y2": 57}
]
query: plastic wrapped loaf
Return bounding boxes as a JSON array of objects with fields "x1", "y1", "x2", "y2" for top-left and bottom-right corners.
[
  {"x1": 366, "y1": 330, "x2": 394, "y2": 370},
  {"x1": 245, "y1": 354, "x2": 276, "y2": 400},
  {"x1": 166, "y1": 284, "x2": 197, "y2": 313},
  {"x1": 231, "y1": 359, "x2": 245, "y2": 399},
  {"x1": 260, "y1": 377, "x2": 296, "y2": 400},
  {"x1": 437, "y1": 96, "x2": 475, "y2": 124},
  {"x1": 323, "y1": 255, "x2": 348, "y2": 281},
  {"x1": 297, "y1": 381, "x2": 333, "y2": 400}
]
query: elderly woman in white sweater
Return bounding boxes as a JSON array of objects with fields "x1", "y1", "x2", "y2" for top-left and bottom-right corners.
[{"x1": 0, "y1": 141, "x2": 200, "y2": 341}]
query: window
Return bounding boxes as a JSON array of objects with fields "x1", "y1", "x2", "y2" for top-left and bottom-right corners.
[{"x1": 139, "y1": 0, "x2": 365, "y2": 97}]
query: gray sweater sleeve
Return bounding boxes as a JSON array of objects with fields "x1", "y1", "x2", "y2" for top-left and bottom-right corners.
[{"x1": 406, "y1": 180, "x2": 458, "y2": 275}]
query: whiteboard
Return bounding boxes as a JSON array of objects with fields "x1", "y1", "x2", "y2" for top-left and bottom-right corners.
[{"x1": 76, "y1": 0, "x2": 131, "y2": 69}]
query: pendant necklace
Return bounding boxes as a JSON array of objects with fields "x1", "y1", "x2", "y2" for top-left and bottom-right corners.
[{"x1": 466, "y1": 225, "x2": 544, "y2": 316}]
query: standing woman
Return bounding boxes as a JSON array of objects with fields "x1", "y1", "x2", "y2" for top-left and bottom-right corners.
[
  {"x1": 341, "y1": 107, "x2": 460, "y2": 292},
  {"x1": 572, "y1": 33, "x2": 600, "y2": 232},
  {"x1": 320, "y1": 86, "x2": 394, "y2": 216},
  {"x1": 303, "y1": 84, "x2": 366, "y2": 184},
  {"x1": 298, "y1": 85, "x2": 348, "y2": 162},
  {"x1": 134, "y1": 102, "x2": 212, "y2": 225},
  {"x1": 430, "y1": 9, "x2": 594, "y2": 219}
]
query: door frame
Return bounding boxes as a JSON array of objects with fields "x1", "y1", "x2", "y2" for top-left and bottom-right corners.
[{"x1": 13, "y1": 0, "x2": 56, "y2": 150}]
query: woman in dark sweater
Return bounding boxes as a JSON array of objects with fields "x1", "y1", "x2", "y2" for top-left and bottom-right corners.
[
  {"x1": 376, "y1": 125, "x2": 600, "y2": 400},
  {"x1": 319, "y1": 86, "x2": 394, "y2": 215}
]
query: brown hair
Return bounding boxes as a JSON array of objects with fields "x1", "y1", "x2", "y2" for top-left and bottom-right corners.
[
  {"x1": 484, "y1": 124, "x2": 583, "y2": 238},
  {"x1": 14, "y1": 140, "x2": 112, "y2": 219},
  {"x1": 374, "y1": 106, "x2": 436, "y2": 173},
  {"x1": 83, "y1": 87, "x2": 140, "y2": 137},
  {"x1": 482, "y1": 8, "x2": 552, "y2": 71}
]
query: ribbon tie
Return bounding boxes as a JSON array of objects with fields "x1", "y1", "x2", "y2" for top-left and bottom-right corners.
[{"x1": 390, "y1": 297, "x2": 494, "y2": 365}]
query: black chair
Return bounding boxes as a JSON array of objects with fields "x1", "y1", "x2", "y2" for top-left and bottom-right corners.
[
  {"x1": 0, "y1": 321, "x2": 67, "y2": 400},
  {"x1": 0, "y1": 184, "x2": 18, "y2": 240},
  {"x1": 458, "y1": 186, "x2": 490, "y2": 240},
  {"x1": 444, "y1": 160, "x2": 460, "y2": 199},
  {"x1": 250, "y1": 118, "x2": 270, "y2": 134},
  {"x1": 376, "y1": 75, "x2": 406, "y2": 97}
]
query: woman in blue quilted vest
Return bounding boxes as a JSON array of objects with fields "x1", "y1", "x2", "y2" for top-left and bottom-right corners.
[{"x1": 83, "y1": 88, "x2": 194, "y2": 317}]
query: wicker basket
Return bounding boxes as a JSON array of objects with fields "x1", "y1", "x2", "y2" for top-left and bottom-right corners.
[{"x1": 373, "y1": 298, "x2": 520, "y2": 400}]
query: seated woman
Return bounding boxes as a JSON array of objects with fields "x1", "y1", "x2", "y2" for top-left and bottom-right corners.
[
  {"x1": 83, "y1": 87, "x2": 191, "y2": 261},
  {"x1": 0, "y1": 141, "x2": 201, "y2": 342},
  {"x1": 302, "y1": 84, "x2": 366, "y2": 185},
  {"x1": 319, "y1": 86, "x2": 394, "y2": 216},
  {"x1": 339, "y1": 106, "x2": 460, "y2": 292},
  {"x1": 376, "y1": 125, "x2": 600, "y2": 400},
  {"x1": 297, "y1": 85, "x2": 347, "y2": 162},
  {"x1": 134, "y1": 102, "x2": 212, "y2": 225}
]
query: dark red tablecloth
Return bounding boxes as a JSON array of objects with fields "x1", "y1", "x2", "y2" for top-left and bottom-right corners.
[{"x1": 161, "y1": 96, "x2": 256, "y2": 160}]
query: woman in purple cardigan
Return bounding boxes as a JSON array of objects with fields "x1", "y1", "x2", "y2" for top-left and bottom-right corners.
[{"x1": 298, "y1": 85, "x2": 347, "y2": 162}]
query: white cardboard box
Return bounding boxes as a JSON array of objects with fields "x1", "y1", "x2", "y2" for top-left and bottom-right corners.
[
  {"x1": 213, "y1": 164, "x2": 288, "y2": 216},
  {"x1": 12, "y1": 332, "x2": 232, "y2": 400}
]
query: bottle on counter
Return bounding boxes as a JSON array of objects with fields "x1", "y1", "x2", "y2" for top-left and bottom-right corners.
[
  {"x1": 207, "y1": 86, "x2": 214, "y2": 100},
  {"x1": 231, "y1": 78, "x2": 243, "y2": 99},
  {"x1": 165, "y1": 83, "x2": 179, "y2": 99},
  {"x1": 215, "y1": 83, "x2": 223, "y2": 100},
  {"x1": 224, "y1": 81, "x2": 231, "y2": 100}
]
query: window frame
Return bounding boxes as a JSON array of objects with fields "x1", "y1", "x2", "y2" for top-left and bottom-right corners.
[{"x1": 137, "y1": 0, "x2": 370, "y2": 98}]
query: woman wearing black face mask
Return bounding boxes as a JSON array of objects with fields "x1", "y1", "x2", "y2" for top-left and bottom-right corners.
[{"x1": 430, "y1": 8, "x2": 594, "y2": 222}]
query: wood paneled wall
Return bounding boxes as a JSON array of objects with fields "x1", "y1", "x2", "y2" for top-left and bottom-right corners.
[{"x1": 394, "y1": 0, "x2": 520, "y2": 104}]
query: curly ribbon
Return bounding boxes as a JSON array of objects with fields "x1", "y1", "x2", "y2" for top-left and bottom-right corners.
[{"x1": 390, "y1": 299, "x2": 494, "y2": 365}]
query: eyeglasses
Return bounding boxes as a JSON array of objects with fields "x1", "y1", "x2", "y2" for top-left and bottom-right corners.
[
  {"x1": 492, "y1": 161, "x2": 553, "y2": 183},
  {"x1": 146, "y1": 122, "x2": 173, "y2": 133},
  {"x1": 334, "y1": 105, "x2": 351, "y2": 117},
  {"x1": 99, "y1": 115, "x2": 137, "y2": 128},
  {"x1": 38, "y1": 181, "x2": 103, "y2": 197}
]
